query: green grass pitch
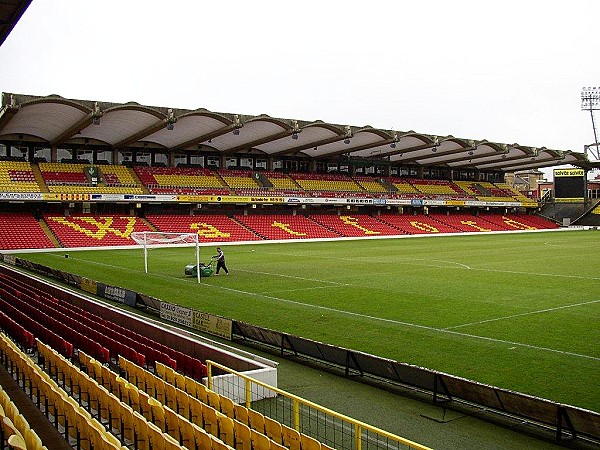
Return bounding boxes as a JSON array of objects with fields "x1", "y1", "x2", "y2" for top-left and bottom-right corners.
[{"x1": 14, "y1": 230, "x2": 600, "y2": 412}]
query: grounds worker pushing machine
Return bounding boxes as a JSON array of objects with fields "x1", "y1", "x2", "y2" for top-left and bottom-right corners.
[
  {"x1": 184, "y1": 246, "x2": 229, "y2": 278},
  {"x1": 212, "y1": 247, "x2": 229, "y2": 275}
]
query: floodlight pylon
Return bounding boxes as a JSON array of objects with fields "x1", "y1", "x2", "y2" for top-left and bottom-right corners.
[{"x1": 581, "y1": 87, "x2": 600, "y2": 160}]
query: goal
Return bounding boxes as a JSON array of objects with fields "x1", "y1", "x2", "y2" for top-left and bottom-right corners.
[{"x1": 131, "y1": 231, "x2": 200, "y2": 282}]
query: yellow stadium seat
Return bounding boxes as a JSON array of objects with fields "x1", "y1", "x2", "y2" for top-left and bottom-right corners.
[
  {"x1": 193, "y1": 422, "x2": 213, "y2": 450},
  {"x1": 148, "y1": 397, "x2": 166, "y2": 432},
  {"x1": 217, "y1": 411, "x2": 235, "y2": 446},
  {"x1": 233, "y1": 420, "x2": 252, "y2": 450},
  {"x1": 248, "y1": 408, "x2": 266, "y2": 433},
  {"x1": 24, "y1": 428, "x2": 44, "y2": 450},
  {"x1": 202, "y1": 402, "x2": 219, "y2": 436},
  {"x1": 207, "y1": 389, "x2": 221, "y2": 410},
  {"x1": 250, "y1": 428, "x2": 271, "y2": 450},
  {"x1": 177, "y1": 413, "x2": 196, "y2": 449},
  {"x1": 131, "y1": 411, "x2": 150, "y2": 450},
  {"x1": 301, "y1": 433, "x2": 323, "y2": 450},
  {"x1": 264, "y1": 415, "x2": 283, "y2": 444},
  {"x1": 234, "y1": 403, "x2": 249, "y2": 425},
  {"x1": 2, "y1": 415, "x2": 20, "y2": 434},
  {"x1": 220, "y1": 395, "x2": 235, "y2": 419},
  {"x1": 189, "y1": 397, "x2": 204, "y2": 427},
  {"x1": 7, "y1": 433, "x2": 27, "y2": 450},
  {"x1": 282, "y1": 424, "x2": 301, "y2": 450}
]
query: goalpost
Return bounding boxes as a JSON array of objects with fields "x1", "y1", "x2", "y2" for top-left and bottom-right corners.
[{"x1": 131, "y1": 231, "x2": 201, "y2": 283}]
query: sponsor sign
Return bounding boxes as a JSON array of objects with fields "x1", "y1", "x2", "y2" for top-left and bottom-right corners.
[
  {"x1": 97, "y1": 282, "x2": 136, "y2": 307},
  {"x1": 1, "y1": 254, "x2": 17, "y2": 265},
  {"x1": 44, "y1": 193, "x2": 90, "y2": 201},
  {"x1": 555, "y1": 198, "x2": 585, "y2": 203},
  {"x1": 192, "y1": 311, "x2": 233, "y2": 340},
  {"x1": 554, "y1": 168, "x2": 585, "y2": 177},
  {"x1": 0, "y1": 192, "x2": 43, "y2": 201},
  {"x1": 80, "y1": 277, "x2": 98, "y2": 295},
  {"x1": 123, "y1": 194, "x2": 158, "y2": 200},
  {"x1": 160, "y1": 302, "x2": 193, "y2": 328},
  {"x1": 411, "y1": 199, "x2": 424, "y2": 206}
]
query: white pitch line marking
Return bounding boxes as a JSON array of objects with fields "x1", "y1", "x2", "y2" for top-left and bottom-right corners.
[
  {"x1": 261, "y1": 285, "x2": 345, "y2": 295},
  {"x1": 445, "y1": 299, "x2": 600, "y2": 330},
  {"x1": 233, "y1": 268, "x2": 350, "y2": 285}
]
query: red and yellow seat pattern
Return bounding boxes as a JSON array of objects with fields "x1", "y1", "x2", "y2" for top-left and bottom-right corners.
[
  {"x1": 234, "y1": 214, "x2": 341, "y2": 240},
  {"x1": 146, "y1": 214, "x2": 262, "y2": 242},
  {"x1": 44, "y1": 214, "x2": 153, "y2": 247},
  {"x1": 352, "y1": 175, "x2": 388, "y2": 193},
  {"x1": 135, "y1": 166, "x2": 230, "y2": 195},
  {"x1": 0, "y1": 161, "x2": 41, "y2": 192},
  {"x1": 310, "y1": 214, "x2": 401, "y2": 237},
  {"x1": 217, "y1": 169, "x2": 261, "y2": 190},
  {"x1": 289, "y1": 173, "x2": 366, "y2": 196}
]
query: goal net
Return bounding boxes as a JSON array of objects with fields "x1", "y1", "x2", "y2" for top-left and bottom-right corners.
[{"x1": 131, "y1": 231, "x2": 200, "y2": 282}]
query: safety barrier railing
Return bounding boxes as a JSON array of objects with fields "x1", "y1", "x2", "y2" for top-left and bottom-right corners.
[{"x1": 206, "y1": 360, "x2": 431, "y2": 450}]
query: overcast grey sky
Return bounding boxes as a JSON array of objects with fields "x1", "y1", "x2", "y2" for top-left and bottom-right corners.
[{"x1": 1, "y1": 1, "x2": 599, "y2": 177}]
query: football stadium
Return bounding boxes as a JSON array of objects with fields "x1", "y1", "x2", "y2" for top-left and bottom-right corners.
[{"x1": 1, "y1": 2, "x2": 600, "y2": 450}]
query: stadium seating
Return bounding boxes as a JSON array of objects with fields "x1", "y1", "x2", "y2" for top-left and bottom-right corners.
[
  {"x1": 146, "y1": 214, "x2": 262, "y2": 242},
  {"x1": 0, "y1": 272, "x2": 207, "y2": 379},
  {"x1": 377, "y1": 213, "x2": 460, "y2": 234},
  {"x1": 135, "y1": 166, "x2": 230, "y2": 195},
  {"x1": 43, "y1": 214, "x2": 153, "y2": 247},
  {"x1": 234, "y1": 214, "x2": 341, "y2": 240},
  {"x1": 504, "y1": 214, "x2": 560, "y2": 230},
  {"x1": 38, "y1": 162, "x2": 145, "y2": 194},
  {"x1": 386, "y1": 177, "x2": 421, "y2": 197},
  {"x1": 0, "y1": 213, "x2": 56, "y2": 250},
  {"x1": 0, "y1": 161, "x2": 41, "y2": 193},
  {"x1": 260, "y1": 171, "x2": 303, "y2": 193},
  {"x1": 428, "y1": 213, "x2": 506, "y2": 232},
  {"x1": 217, "y1": 169, "x2": 261, "y2": 190},
  {"x1": 118, "y1": 356, "x2": 334, "y2": 450},
  {"x1": 410, "y1": 179, "x2": 469, "y2": 199},
  {"x1": 288, "y1": 173, "x2": 367, "y2": 197},
  {"x1": 309, "y1": 214, "x2": 402, "y2": 237},
  {"x1": 351, "y1": 175, "x2": 388, "y2": 194},
  {"x1": 494, "y1": 182, "x2": 532, "y2": 202},
  {"x1": 0, "y1": 336, "x2": 49, "y2": 450}
]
